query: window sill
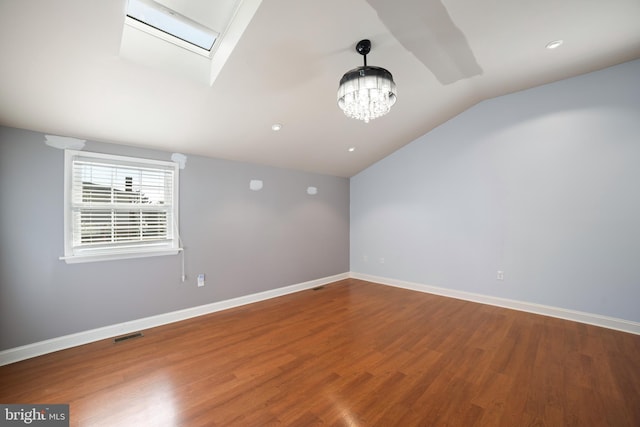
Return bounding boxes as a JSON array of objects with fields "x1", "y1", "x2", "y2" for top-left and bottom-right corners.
[{"x1": 60, "y1": 248, "x2": 182, "y2": 264}]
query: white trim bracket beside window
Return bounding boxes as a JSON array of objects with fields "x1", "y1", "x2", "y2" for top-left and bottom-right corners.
[{"x1": 62, "y1": 150, "x2": 181, "y2": 264}]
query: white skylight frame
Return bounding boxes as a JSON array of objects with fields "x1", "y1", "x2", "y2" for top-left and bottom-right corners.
[{"x1": 125, "y1": 0, "x2": 219, "y2": 57}]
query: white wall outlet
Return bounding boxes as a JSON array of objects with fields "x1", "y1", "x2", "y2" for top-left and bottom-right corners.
[
  {"x1": 379, "y1": 257, "x2": 385, "y2": 264},
  {"x1": 497, "y1": 270, "x2": 504, "y2": 280},
  {"x1": 363, "y1": 255, "x2": 368, "y2": 262},
  {"x1": 197, "y1": 274, "x2": 205, "y2": 287}
]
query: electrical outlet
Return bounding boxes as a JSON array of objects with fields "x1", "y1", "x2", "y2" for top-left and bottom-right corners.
[
  {"x1": 363, "y1": 255, "x2": 368, "y2": 262},
  {"x1": 197, "y1": 274, "x2": 205, "y2": 287},
  {"x1": 497, "y1": 270, "x2": 504, "y2": 281},
  {"x1": 379, "y1": 257, "x2": 385, "y2": 264}
]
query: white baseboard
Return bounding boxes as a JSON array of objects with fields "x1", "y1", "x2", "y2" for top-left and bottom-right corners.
[
  {"x1": 5, "y1": 271, "x2": 636, "y2": 366},
  {"x1": 350, "y1": 272, "x2": 640, "y2": 335},
  {"x1": 0, "y1": 272, "x2": 349, "y2": 366}
]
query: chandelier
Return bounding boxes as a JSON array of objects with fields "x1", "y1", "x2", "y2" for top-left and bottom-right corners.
[{"x1": 337, "y1": 39, "x2": 397, "y2": 123}]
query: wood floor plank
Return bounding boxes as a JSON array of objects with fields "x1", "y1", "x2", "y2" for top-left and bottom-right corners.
[{"x1": 1, "y1": 278, "x2": 639, "y2": 426}]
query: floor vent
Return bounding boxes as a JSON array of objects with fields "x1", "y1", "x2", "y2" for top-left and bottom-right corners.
[{"x1": 114, "y1": 332, "x2": 144, "y2": 343}]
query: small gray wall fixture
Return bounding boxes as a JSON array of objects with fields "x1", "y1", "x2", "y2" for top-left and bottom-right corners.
[
  {"x1": 0, "y1": 129, "x2": 350, "y2": 351},
  {"x1": 350, "y1": 59, "x2": 640, "y2": 324}
]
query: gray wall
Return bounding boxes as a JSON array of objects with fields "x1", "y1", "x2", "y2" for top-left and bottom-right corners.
[
  {"x1": 351, "y1": 59, "x2": 640, "y2": 323},
  {"x1": 0, "y1": 128, "x2": 349, "y2": 350}
]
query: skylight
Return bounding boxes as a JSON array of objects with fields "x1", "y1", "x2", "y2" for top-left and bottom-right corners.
[{"x1": 125, "y1": 0, "x2": 218, "y2": 56}]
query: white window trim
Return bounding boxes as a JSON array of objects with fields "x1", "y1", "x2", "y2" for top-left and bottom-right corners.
[{"x1": 61, "y1": 150, "x2": 181, "y2": 264}]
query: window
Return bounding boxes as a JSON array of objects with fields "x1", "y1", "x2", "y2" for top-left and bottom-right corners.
[
  {"x1": 125, "y1": 0, "x2": 219, "y2": 57},
  {"x1": 63, "y1": 150, "x2": 180, "y2": 263}
]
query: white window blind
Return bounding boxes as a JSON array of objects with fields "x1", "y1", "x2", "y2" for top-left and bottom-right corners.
[{"x1": 63, "y1": 150, "x2": 180, "y2": 263}]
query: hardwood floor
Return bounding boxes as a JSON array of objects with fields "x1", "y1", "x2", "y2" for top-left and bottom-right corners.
[{"x1": 1, "y1": 278, "x2": 639, "y2": 426}]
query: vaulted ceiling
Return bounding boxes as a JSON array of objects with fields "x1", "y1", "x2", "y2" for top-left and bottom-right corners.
[{"x1": 1, "y1": 0, "x2": 639, "y2": 177}]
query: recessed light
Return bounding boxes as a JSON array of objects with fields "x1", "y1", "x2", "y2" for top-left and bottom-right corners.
[
  {"x1": 271, "y1": 123, "x2": 282, "y2": 131},
  {"x1": 348, "y1": 147, "x2": 356, "y2": 152},
  {"x1": 546, "y1": 40, "x2": 563, "y2": 50}
]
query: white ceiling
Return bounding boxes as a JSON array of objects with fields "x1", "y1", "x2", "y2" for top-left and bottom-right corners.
[{"x1": 1, "y1": 0, "x2": 639, "y2": 177}]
